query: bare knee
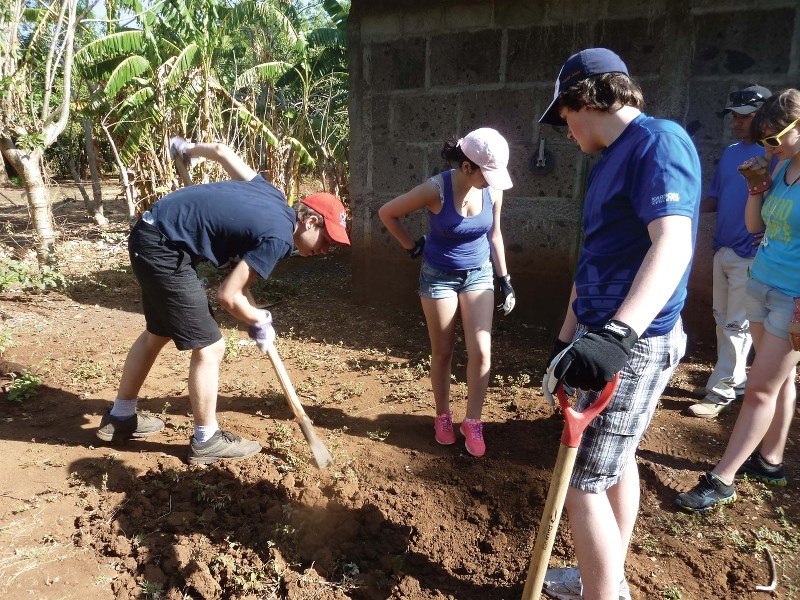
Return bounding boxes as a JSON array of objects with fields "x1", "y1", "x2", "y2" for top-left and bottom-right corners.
[{"x1": 193, "y1": 338, "x2": 226, "y2": 365}]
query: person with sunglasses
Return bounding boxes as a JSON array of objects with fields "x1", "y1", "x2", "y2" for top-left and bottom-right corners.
[
  {"x1": 688, "y1": 85, "x2": 773, "y2": 419},
  {"x1": 677, "y1": 88, "x2": 800, "y2": 511}
]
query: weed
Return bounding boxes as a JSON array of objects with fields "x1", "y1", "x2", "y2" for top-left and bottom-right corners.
[
  {"x1": 140, "y1": 579, "x2": 164, "y2": 598},
  {"x1": 662, "y1": 586, "x2": 682, "y2": 599},
  {"x1": 332, "y1": 381, "x2": 365, "y2": 403},
  {"x1": 68, "y1": 360, "x2": 109, "y2": 390},
  {"x1": 192, "y1": 480, "x2": 232, "y2": 510},
  {"x1": 224, "y1": 331, "x2": 239, "y2": 360},
  {"x1": 367, "y1": 428, "x2": 390, "y2": 441},
  {"x1": 0, "y1": 328, "x2": 12, "y2": 355},
  {"x1": 0, "y1": 256, "x2": 67, "y2": 292},
  {"x1": 7, "y1": 371, "x2": 42, "y2": 402}
]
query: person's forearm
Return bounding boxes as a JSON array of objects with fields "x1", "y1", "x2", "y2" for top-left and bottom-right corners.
[
  {"x1": 489, "y1": 234, "x2": 508, "y2": 277},
  {"x1": 745, "y1": 191, "x2": 767, "y2": 233},
  {"x1": 557, "y1": 284, "x2": 579, "y2": 342},
  {"x1": 379, "y1": 213, "x2": 415, "y2": 250},
  {"x1": 224, "y1": 292, "x2": 266, "y2": 324},
  {"x1": 185, "y1": 142, "x2": 257, "y2": 181}
]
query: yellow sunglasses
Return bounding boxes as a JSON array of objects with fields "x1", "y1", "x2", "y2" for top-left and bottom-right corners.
[{"x1": 758, "y1": 117, "x2": 800, "y2": 147}]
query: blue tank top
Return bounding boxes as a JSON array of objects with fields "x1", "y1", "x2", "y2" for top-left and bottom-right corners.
[{"x1": 422, "y1": 170, "x2": 493, "y2": 270}]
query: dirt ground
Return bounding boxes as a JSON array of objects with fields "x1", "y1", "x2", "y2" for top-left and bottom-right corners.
[{"x1": 0, "y1": 184, "x2": 797, "y2": 600}]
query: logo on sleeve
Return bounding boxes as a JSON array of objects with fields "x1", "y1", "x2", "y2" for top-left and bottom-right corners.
[
  {"x1": 651, "y1": 192, "x2": 681, "y2": 205},
  {"x1": 339, "y1": 211, "x2": 347, "y2": 227}
]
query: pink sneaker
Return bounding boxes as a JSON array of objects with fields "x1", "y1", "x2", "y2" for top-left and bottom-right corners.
[
  {"x1": 460, "y1": 419, "x2": 485, "y2": 457},
  {"x1": 434, "y1": 412, "x2": 456, "y2": 445}
]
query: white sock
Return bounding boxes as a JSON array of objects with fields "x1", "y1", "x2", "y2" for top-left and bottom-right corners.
[
  {"x1": 110, "y1": 397, "x2": 138, "y2": 418},
  {"x1": 194, "y1": 422, "x2": 219, "y2": 444}
]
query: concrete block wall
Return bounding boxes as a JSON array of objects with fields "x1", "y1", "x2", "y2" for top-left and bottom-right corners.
[{"x1": 348, "y1": 0, "x2": 800, "y2": 338}]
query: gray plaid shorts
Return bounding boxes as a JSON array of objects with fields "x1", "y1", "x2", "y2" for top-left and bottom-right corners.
[{"x1": 569, "y1": 319, "x2": 686, "y2": 493}]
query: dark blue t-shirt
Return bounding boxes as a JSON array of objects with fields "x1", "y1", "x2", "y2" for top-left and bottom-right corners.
[
  {"x1": 708, "y1": 141, "x2": 768, "y2": 258},
  {"x1": 150, "y1": 176, "x2": 294, "y2": 278},
  {"x1": 573, "y1": 114, "x2": 701, "y2": 337}
]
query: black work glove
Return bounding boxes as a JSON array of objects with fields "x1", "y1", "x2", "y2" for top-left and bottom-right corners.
[
  {"x1": 551, "y1": 320, "x2": 638, "y2": 391},
  {"x1": 546, "y1": 337, "x2": 571, "y2": 368},
  {"x1": 408, "y1": 235, "x2": 426, "y2": 259},
  {"x1": 496, "y1": 274, "x2": 515, "y2": 315}
]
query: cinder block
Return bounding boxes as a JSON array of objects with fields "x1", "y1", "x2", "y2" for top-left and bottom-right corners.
[
  {"x1": 442, "y1": 3, "x2": 493, "y2": 30},
  {"x1": 372, "y1": 142, "x2": 431, "y2": 195},
  {"x1": 594, "y1": 16, "x2": 667, "y2": 77},
  {"x1": 460, "y1": 88, "x2": 537, "y2": 144},
  {"x1": 495, "y1": 4, "x2": 547, "y2": 27},
  {"x1": 370, "y1": 38, "x2": 426, "y2": 90},
  {"x1": 684, "y1": 81, "x2": 734, "y2": 145},
  {"x1": 430, "y1": 30, "x2": 503, "y2": 86},
  {"x1": 360, "y1": 13, "x2": 403, "y2": 41},
  {"x1": 402, "y1": 7, "x2": 445, "y2": 33},
  {"x1": 506, "y1": 23, "x2": 594, "y2": 83},
  {"x1": 692, "y1": 9, "x2": 793, "y2": 76},
  {"x1": 392, "y1": 93, "x2": 459, "y2": 143},
  {"x1": 371, "y1": 94, "x2": 392, "y2": 141},
  {"x1": 511, "y1": 142, "x2": 584, "y2": 201}
]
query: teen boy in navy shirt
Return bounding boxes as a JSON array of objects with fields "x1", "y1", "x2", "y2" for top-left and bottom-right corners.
[
  {"x1": 539, "y1": 49, "x2": 701, "y2": 600},
  {"x1": 96, "y1": 139, "x2": 350, "y2": 465}
]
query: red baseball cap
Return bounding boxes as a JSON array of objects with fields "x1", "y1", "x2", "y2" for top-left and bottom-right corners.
[{"x1": 300, "y1": 192, "x2": 351, "y2": 245}]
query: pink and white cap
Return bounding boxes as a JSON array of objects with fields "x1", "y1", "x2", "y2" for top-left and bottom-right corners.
[{"x1": 458, "y1": 128, "x2": 513, "y2": 191}]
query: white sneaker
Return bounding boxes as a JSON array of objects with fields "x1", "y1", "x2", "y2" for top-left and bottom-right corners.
[{"x1": 543, "y1": 567, "x2": 631, "y2": 600}]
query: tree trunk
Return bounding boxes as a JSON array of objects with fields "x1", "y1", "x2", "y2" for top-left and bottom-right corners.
[
  {"x1": 66, "y1": 155, "x2": 93, "y2": 211},
  {"x1": 82, "y1": 118, "x2": 107, "y2": 226},
  {"x1": 0, "y1": 155, "x2": 9, "y2": 185},
  {"x1": 4, "y1": 147, "x2": 56, "y2": 263},
  {"x1": 102, "y1": 124, "x2": 136, "y2": 220}
]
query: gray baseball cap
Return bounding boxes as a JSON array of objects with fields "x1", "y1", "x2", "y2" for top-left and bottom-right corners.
[{"x1": 724, "y1": 85, "x2": 772, "y2": 115}]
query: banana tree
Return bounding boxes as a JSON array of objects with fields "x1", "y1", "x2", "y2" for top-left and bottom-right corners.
[
  {"x1": 0, "y1": 0, "x2": 79, "y2": 263},
  {"x1": 75, "y1": 0, "x2": 295, "y2": 211}
]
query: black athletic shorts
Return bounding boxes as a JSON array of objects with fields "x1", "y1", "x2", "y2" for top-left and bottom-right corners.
[{"x1": 128, "y1": 220, "x2": 222, "y2": 350}]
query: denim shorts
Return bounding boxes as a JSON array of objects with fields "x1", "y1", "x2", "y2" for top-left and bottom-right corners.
[
  {"x1": 418, "y1": 259, "x2": 494, "y2": 299},
  {"x1": 745, "y1": 277, "x2": 795, "y2": 340}
]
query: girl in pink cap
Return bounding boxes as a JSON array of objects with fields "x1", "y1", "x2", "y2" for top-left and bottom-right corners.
[{"x1": 379, "y1": 128, "x2": 515, "y2": 457}]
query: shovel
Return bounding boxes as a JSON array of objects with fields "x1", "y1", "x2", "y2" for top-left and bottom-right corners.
[{"x1": 521, "y1": 373, "x2": 619, "y2": 600}]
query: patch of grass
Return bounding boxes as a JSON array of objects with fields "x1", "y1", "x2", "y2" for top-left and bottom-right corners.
[
  {"x1": 7, "y1": 370, "x2": 42, "y2": 402},
  {"x1": 662, "y1": 586, "x2": 682, "y2": 599}
]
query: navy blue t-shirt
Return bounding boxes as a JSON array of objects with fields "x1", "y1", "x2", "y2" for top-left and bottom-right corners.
[
  {"x1": 150, "y1": 176, "x2": 295, "y2": 278},
  {"x1": 574, "y1": 114, "x2": 701, "y2": 337}
]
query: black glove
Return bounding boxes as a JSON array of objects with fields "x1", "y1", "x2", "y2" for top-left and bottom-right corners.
[
  {"x1": 546, "y1": 337, "x2": 571, "y2": 368},
  {"x1": 551, "y1": 320, "x2": 638, "y2": 391},
  {"x1": 408, "y1": 235, "x2": 426, "y2": 259},
  {"x1": 495, "y1": 274, "x2": 515, "y2": 315}
]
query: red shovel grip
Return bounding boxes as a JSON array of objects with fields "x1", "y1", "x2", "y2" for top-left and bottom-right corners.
[{"x1": 556, "y1": 374, "x2": 620, "y2": 447}]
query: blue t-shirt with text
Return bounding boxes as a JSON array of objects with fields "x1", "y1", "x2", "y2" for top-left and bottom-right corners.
[
  {"x1": 573, "y1": 114, "x2": 701, "y2": 337},
  {"x1": 150, "y1": 176, "x2": 295, "y2": 279}
]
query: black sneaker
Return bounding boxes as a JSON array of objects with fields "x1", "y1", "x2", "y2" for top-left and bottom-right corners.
[
  {"x1": 188, "y1": 430, "x2": 261, "y2": 465},
  {"x1": 736, "y1": 451, "x2": 787, "y2": 486},
  {"x1": 676, "y1": 472, "x2": 737, "y2": 512},
  {"x1": 96, "y1": 410, "x2": 165, "y2": 442}
]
